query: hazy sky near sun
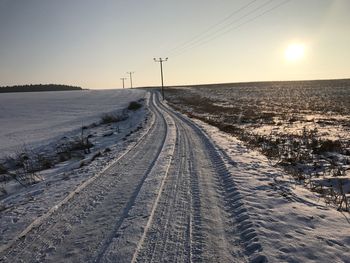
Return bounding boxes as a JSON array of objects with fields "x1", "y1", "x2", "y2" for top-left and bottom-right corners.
[{"x1": 0, "y1": 0, "x2": 349, "y2": 89}]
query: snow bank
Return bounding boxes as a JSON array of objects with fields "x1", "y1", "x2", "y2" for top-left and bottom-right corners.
[{"x1": 193, "y1": 119, "x2": 350, "y2": 263}]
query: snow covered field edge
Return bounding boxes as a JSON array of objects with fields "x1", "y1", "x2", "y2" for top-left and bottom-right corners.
[
  {"x1": 0, "y1": 90, "x2": 150, "y2": 251},
  {"x1": 188, "y1": 116, "x2": 350, "y2": 262}
]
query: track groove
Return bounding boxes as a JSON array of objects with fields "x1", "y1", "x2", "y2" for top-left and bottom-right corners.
[
  {"x1": 157, "y1": 94, "x2": 267, "y2": 262},
  {"x1": 1, "y1": 91, "x2": 266, "y2": 263},
  {"x1": 0, "y1": 93, "x2": 170, "y2": 263}
]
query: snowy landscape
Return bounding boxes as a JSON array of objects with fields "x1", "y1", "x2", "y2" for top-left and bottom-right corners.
[
  {"x1": 167, "y1": 79, "x2": 350, "y2": 212},
  {"x1": 1, "y1": 0, "x2": 350, "y2": 262},
  {"x1": 0, "y1": 89, "x2": 145, "y2": 156},
  {"x1": 0, "y1": 86, "x2": 349, "y2": 262}
]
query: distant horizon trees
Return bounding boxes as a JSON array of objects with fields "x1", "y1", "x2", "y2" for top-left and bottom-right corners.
[{"x1": 0, "y1": 84, "x2": 83, "y2": 93}]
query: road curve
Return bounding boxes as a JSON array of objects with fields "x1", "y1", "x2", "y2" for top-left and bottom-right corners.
[{"x1": 0, "y1": 92, "x2": 267, "y2": 263}]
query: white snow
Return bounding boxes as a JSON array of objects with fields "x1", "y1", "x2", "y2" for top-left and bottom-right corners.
[
  {"x1": 0, "y1": 89, "x2": 149, "y2": 250},
  {"x1": 193, "y1": 118, "x2": 350, "y2": 262},
  {"x1": 1, "y1": 89, "x2": 349, "y2": 262},
  {"x1": 0, "y1": 89, "x2": 145, "y2": 157}
]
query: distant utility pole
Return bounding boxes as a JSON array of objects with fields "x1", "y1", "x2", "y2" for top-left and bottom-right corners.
[
  {"x1": 154, "y1": 57, "x2": 168, "y2": 100},
  {"x1": 120, "y1": 77, "x2": 127, "y2": 89},
  {"x1": 126, "y1": 72, "x2": 134, "y2": 88}
]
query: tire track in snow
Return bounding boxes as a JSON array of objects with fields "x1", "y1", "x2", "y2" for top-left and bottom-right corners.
[
  {"x1": 2, "y1": 91, "x2": 268, "y2": 263},
  {"x1": 97, "y1": 93, "x2": 177, "y2": 262},
  {"x1": 134, "y1": 93, "x2": 241, "y2": 262},
  {"x1": 0, "y1": 93, "x2": 155, "y2": 256},
  {"x1": 130, "y1": 104, "x2": 179, "y2": 263},
  {"x1": 161, "y1": 95, "x2": 268, "y2": 263},
  {"x1": 0, "y1": 93, "x2": 171, "y2": 263},
  {"x1": 133, "y1": 106, "x2": 195, "y2": 262}
]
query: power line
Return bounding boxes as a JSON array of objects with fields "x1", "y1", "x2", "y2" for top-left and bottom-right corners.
[
  {"x1": 164, "y1": 0, "x2": 259, "y2": 56},
  {"x1": 166, "y1": 0, "x2": 274, "y2": 57},
  {"x1": 165, "y1": 0, "x2": 290, "y2": 57},
  {"x1": 131, "y1": 1, "x2": 291, "y2": 86},
  {"x1": 170, "y1": 0, "x2": 290, "y2": 58},
  {"x1": 154, "y1": 58, "x2": 168, "y2": 100},
  {"x1": 168, "y1": 0, "x2": 276, "y2": 57},
  {"x1": 126, "y1": 72, "x2": 134, "y2": 88}
]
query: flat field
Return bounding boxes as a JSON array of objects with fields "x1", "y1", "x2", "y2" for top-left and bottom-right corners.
[
  {"x1": 167, "y1": 79, "x2": 350, "y2": 210},
  {"x1": 167, "y1": 79, "x2": 350, "y2": 140},
  {"x1": 0, "y1": 89, "x2": 145, "y2": 157}
]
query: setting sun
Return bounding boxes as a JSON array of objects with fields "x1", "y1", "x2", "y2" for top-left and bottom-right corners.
[{"x1": 284, "y1": 43, "x2": 305, "y2": 62}]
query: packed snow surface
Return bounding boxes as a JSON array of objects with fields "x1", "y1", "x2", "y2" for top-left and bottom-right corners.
[
  {"x1": 193, "y1": 118, "x2": 350, "y2": 263},
  {"x1": 0, "y1": 89, "x2": 145, "y2": 157},
  {"x1": 0, "y1": 91, "x2": 349, "y2": 263}
]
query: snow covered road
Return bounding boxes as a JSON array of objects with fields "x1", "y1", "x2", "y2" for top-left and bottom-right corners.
[
  {"x1": 1, "y1": 92, "x2": 266, "y2": 262},
  {"x1": 134, "y1": 95, "x2": 265, "y2": 263}
]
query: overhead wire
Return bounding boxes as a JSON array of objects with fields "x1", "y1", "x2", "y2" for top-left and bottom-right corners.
[
  {"x1": 163, "y1": 0, "x2": 259, "y2": 56},
  {"x1": 165, "y1": 0, "x2": 275, "y2": 57},
  {"x1": 169, "y1": 0, "x2": 291, "y2": 58},
  {"x1": 134, "y1": 0, "x2": 291, "y2": 86}
]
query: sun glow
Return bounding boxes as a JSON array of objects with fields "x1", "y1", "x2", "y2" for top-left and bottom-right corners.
[{"x1": 284, "y1": 43, "x2": 305, "y2": 62}]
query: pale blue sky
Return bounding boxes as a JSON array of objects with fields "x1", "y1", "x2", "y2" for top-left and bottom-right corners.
[{"x1": 0, "y1": 0, "x2": 349, "y2": 89}]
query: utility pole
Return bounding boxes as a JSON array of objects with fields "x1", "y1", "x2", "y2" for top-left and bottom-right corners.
[
  {"x1": 126, "y1": 72, "x2": 134, "y2": 88},
  {"x1": 154, "y1": 57, "x2": 168, "y2": 100},
  {"x1": 120, "y1": 77, "x2": 127, "y2": 89}
]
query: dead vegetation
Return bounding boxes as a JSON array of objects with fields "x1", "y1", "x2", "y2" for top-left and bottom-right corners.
[
  {"x1": 0, "y1": 99, "x2": 145, "y2": 193},
  {"x1": 101, "y1": 112, "x2": 128, "y2": 124},
  {"x1": 167, "y1": 80, "x2": 350, "y2": 211},
  {"x1": 128, "y1": 100, "x2": 143, "y2": 111},
  {"x1": 1, "y1": 146, "x2": 44, "y2": 187}
]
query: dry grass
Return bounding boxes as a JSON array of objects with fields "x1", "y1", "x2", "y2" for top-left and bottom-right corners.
[{"x1": 166, "y1": 80, "x2": 350, "y2": 211}]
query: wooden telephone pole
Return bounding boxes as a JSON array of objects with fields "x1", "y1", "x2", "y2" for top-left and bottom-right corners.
[
  {"x1": 126, "y1": 72, "x2": 134, "y2": 88},
  {"x1": 154, "y1": 57, "x2": 168, "y2": 100},
  {"x1": 120, "y1": 77, "x2": 127, "y2": 89}
]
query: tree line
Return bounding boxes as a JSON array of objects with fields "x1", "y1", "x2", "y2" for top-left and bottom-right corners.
[{"x1": 0, "y1": 84, "x2": 82, "y2": 93}]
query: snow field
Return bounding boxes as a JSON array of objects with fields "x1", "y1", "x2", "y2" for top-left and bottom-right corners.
[
  {"x1": 0, "y1": 89, "x2": 146, "y2": 156},
  {"x1": 194, "y1": 118, "x2": 350, "y2": 262},
  {"x1": 0, "y1": 89, "x2": 148, "y2": 252},
  {"x1": 1, "y1": 89, "x2": 349, "y2": 263}
]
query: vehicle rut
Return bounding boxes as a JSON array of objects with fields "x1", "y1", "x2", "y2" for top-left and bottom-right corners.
[
  {"x1": 0, "y1": 93, "x2": 169, "y2": 263},
  {"x1": 1, "y1": 91, "x2": 267, "y2": 263},
  {"x1": 134, "y1": 93, "x2": 267, "y2": 263}
]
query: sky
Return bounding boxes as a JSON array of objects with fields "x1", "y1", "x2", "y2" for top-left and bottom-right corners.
[{"x1": 0, "y1": 0, "x2": 349, "y2": 89}]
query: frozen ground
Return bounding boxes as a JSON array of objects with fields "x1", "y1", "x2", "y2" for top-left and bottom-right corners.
[
  {"x1": 0, "y1": 89, "x2": 146, "y2": 157},
  {"x1": 167, "y1": 80, "x2": 350, "y2": 142},
  {"x1": 0, "y1": 89, "x2": 148, "y2": 249},
  {"x1": 0, "y1": 90, "x2": 349, "y2": 263},
  {"x1": 166, "y1": 82, "x2": 350, "y2": 212},
  {"x1": 194, "y1": 118, "x2": 350, "y2": 263}
]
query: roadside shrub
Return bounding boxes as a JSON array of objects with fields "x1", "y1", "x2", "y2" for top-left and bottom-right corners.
[
  {"x1": 128, "y1": 101, "x2": 142, "y2": 111},
  {"x1": 70, "y1": 137, "x2": 94, "y2": 152},
  {"x1": 101, "y1": 113, "x2": 128, "y2": 124},
  {"x1": 58, "y1": 152, "x2": 71, "y2": 162},
  {"x1": 0, "y1": 163, "x2": 7, "y2": 175},
  {"x1": 91, "y1": 151, "x2": 102, "y2": 162},
  {"x1": 9, "y1": 150, "x2": 43, "y2": 187},
  {"x1": 35, "y1": 154, "x2": 54, "y2": 170},
  {"x1": 79, "y1": 161, "x2": 85, "y2": 168},
  {"x1": 316, "y1": 139, "x2": 343, "y2": 154},
  {"x1": 56, "y1": 133, "x2": 94, "y2": 159}
]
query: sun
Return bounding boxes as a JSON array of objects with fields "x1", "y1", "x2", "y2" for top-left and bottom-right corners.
[{"x1": 284, "y1": 43, "x2": 305, "y2": 62}]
